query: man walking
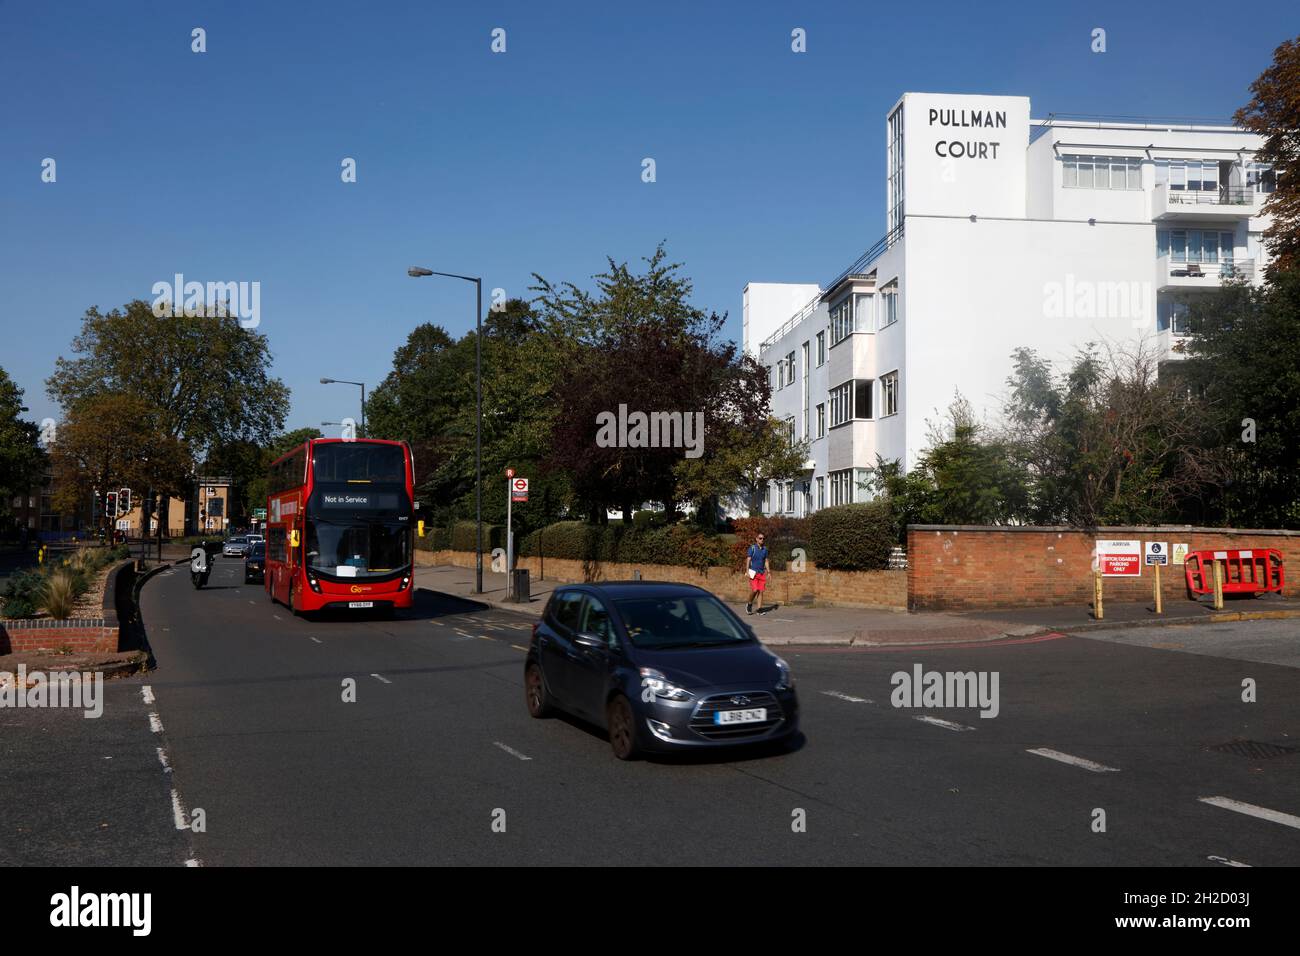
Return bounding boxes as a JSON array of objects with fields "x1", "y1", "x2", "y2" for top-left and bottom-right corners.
[{"x1": 745, "y1": 532, "x2": 770, "y2": 615}]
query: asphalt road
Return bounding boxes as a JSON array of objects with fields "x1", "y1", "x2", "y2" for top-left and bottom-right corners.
[{"x1": 5, "y1": 555, "x2": 1299, "y2": 866}]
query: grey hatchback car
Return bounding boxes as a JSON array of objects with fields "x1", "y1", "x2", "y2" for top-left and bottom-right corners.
[{"x1": 525, "y1": 582, "x2": 799, "y2": 759}]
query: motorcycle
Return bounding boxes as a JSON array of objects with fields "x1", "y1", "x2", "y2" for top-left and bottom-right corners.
[{"x1": 190, "y1": 541, "x2": 216, "y2": 589}]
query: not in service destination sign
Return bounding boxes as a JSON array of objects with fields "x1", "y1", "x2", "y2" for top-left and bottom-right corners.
[{"x1": 1096, "y1": 539, "x2": 1142, "y2": 577}]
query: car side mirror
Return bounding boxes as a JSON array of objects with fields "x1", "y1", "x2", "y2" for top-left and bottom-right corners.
[{"x1": 574, "y1": 633, "x2": 606, "y2": 650}]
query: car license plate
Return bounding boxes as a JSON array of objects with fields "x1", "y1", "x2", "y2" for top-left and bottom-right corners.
[
  {"x1": 348, "y1": 601, "x2": 374, "y2": 608},
  {"x1": 715, "y1": 707, "x2": 766, "y2": 725}
]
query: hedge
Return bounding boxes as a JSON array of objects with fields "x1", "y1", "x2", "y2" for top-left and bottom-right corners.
[
  {"x1": 517, "y1": 521, "x2": 732, "y2": 573},
  {"x1": 730, "y1": 516, "x2": 813, "y2": 571},
  {"x1": 807, "y1": 502, "x2": 895, "y2": 571}
]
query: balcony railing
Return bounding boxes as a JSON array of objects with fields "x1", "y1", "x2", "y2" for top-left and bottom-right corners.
[
  {"x1": 1163, "y1": 185, "x2": 1255, "y2": 207},
  {"x1": 1160, "y1": 255, "x2": 1255, "y2": 284},
  {"x1": 758, "y1": 223, "x2": 905, "y2": 356}
]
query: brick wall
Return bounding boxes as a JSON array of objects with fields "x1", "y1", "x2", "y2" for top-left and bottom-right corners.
[
  {"x1": 415, "y1": 549, "x2": 907, "y2": 610},
  {"x1": 907, "y1": 525, "x2": 1299, "y2": 611},
  {"x1": 0, "y1": 618, "x2": 120, "y2": 654}
]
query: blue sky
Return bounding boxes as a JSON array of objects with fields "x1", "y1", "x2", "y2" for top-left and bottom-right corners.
[{"x1": 2, "y1": 0, "x2": 1294, "y2": 432}]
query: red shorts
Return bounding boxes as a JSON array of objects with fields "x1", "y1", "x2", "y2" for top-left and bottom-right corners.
[{"x1": 750, "y1": 573, "x2": 766, "y2": 592}]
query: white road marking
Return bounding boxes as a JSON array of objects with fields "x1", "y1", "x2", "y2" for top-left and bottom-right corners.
[
  {"x1": 493, "y1": 741, "x2": 532, "y2": 761},
  {"x1": 915, "y1": 715, "x2": 975, "y2": 732},
  {"x1": 1027, "y1": 748, "x2": 1120, "y2": 773},
  {"x1": 1199, "y1": 796, "x2": 1300, "y2": 830},
  {"x1": 821, "y1": 690, "x2": 871, "y2": 703},
  {"x1": 141, "y1": 686, "x2": 155, "y2": 705},
  {"x1": 148, "y1": 713, "x2": 164, "y2": 734},
  {"x1": 171, "y1": 789, "x2": 188, "y2": 830},
  {"x1": 184, "y1": 859, "x2": 202, "y2": 867},
  {"x1": 309, "y1": 636, "x2": 322, "y2": 644},
  {"x1": 510, "y1": 644, "x2": 528, "y2": 652},
  {"x1": 273, "y1": 615, "x2": 283, "y2": 621},
  {"x1": 156, "y1": 747, "x2": 172, "y2": 773},
  {"x1": 1207, "y1": 855, "x2": 1252, "y2": 867},
  {"x1": 770, "y1": 617, "x2": 797, "y2": 622},
  {"x1": 370, "y1": 673, "x2": 392, "y2": 684},
  {"x1": 249, "y1": 600, "x2": 256, "y2": 605}
]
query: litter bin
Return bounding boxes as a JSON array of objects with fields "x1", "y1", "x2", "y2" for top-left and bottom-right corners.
[{"x1": 511, "y1": 568, "x2": 530, "y2": 603}]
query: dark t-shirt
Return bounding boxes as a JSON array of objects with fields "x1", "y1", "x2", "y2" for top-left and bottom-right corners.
[{"x1": 747, "y1": 545, "x2": 769, "y2": 573}]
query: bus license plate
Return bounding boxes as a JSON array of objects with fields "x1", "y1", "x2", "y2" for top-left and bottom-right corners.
[
  {"x1": 715, "y1": 708, "x2": 766, "y2": 725},
  {"x1": 348, "y1": 601, "x2": 374, "y2": 609}
]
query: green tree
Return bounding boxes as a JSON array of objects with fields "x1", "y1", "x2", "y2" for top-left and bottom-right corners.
[
  {"x1": 0, "y1": 367, "x2": 43, "y2": 533},
  {"x1": 1235, "y1": 35, "x2": 1300, "y2": 277},
  {"x1": 47, "y1": 300, "x2": 290, "y2": 458},
  {"x1": 676, "y1": 417, "x2": 808, "y2": 519},
  {"x1": 1180, "y1": 272, "x2": 1300, "y2": 526}
]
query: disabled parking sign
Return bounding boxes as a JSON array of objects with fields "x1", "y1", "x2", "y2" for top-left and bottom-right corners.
[
  {"x1": 1144, "y1": 541, "x2": 1168, "y2": 566},
  {"x1": 1095, "y1": 539, "x2": 1141, "y2": 576}
]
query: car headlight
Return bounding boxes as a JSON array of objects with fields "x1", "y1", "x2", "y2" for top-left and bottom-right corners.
[
  {"x1": 775, "y1": 657, "x2": 794, "y2": 691},
  {"x1": 638, "y1": 667, "x2": 693, "y2": 701}
]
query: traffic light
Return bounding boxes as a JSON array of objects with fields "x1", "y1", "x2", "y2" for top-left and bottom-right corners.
[
  {"x1": 119, "y1": 488, "x2": 131, "y2": 514},
  {"x1": 105, "y1": 491, "x2": 118, "y2": 518}
]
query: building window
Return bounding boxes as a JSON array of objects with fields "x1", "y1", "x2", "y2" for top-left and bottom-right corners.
[
  {"x1": 830, "y1": 297, "x2": 855, "y2": 346},
  {"x1": 880, "y1": 371, "x2": 899, "y2": 417},
  {"x1": 830, "y1": 380, "x2": 873, "y2": 427},
  {"x1": 816, "y1": 403, "x2": 825, "y2": 438},
  {"x1": 830, "y1": 469, "x2": 855, "y2": 506},
  {"x1": 783, "y1": 416, "x2": 796, "y2": 448},
  {"x1": 784, "y1": 351, "x2": 796, "y2": 386},
  {"x1": 829, "y1": 382, "x2": 851, "y2": 427},
  {"x1": 1157, "y1": 229, "x2": 1235, "y2": 264},
  {"x1": 762, "y1": 484, "x2": 769, "y2": 513},
  {"x1": 776, "y1": 361, "x2": 784, "y2": 390},
  {"x1": 854, "y1": 294, "x2": 873, "y2": 332},
  {"x1": 815, "y1": 476, "x2": 825, "y2": 510},
  {"x1": 888, "y1": 103, "x2": 905, "y2": 233},
  {"x1": 767, "y1": 365, "x2": 774, "y2": 390},
  {"x1": 880, "y1": 286, "x2": 898, "y2": 328},
  {"x1": 1158, "y1": 299, "x2": 1191, "y2": 335},
  {"x1": 1063, "y1": 154, "x2": 1142, "y2": 190},
  {"x1": 816, "y1": 331, "x2": 826, "y2": 366}
]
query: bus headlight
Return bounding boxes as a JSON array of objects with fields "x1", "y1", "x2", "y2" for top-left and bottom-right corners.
[
  {"x1": 400, "y1": 575, "x2": 410, "y2": 591},
  {"x1": 307, "y1": 575, "x2": 322, "y2": 593}
]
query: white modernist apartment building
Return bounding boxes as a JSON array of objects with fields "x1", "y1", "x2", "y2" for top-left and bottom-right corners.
[{"x1": 744, "y1": 91, "x2": 1274, "y2": 517}]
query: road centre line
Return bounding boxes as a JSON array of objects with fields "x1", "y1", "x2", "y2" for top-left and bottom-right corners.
[
  {"x1": 821, "y1": 690, "x2": 871, "y2": 703},
  {"x1": 493, "y1": 741, "x2": 532, "y2": 761},
  {"x1": 510, "y1": 644, "x2": 528, "y2": 652},
  {"x1": 370, "y1": 673, "x2": 392, "y2": 684},
  {"x1": 915, "y1": 715, "x2": 975, "y2": 732},
  {"x1": 1199, "y1": 796, "x2": 1300, "y2": 830},
  {"x1": 1026, "y1": 748, "x2": 1120, "y2": 773},
  {"x1": 141, "y1": 686, "x2": 155, "y2": 705},
  {"x1": 148, "y1": 713, "x2": 164, "y2": 734},
  {"x1": 1207, "y1": 855, "x2": 1252, "y2": 867}
]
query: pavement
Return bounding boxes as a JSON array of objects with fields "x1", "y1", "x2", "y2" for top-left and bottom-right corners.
[
  {"x1": 5, "y1": 551, "x2": 1300, "y2": 866},
  {"x1": 412, "y1": 563, "x2": 1300, "y2": 647}
]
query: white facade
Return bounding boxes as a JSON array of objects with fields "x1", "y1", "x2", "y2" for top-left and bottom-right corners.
[{"x1": 746, "y1": 92, "x2": 1273, "y2": 517}]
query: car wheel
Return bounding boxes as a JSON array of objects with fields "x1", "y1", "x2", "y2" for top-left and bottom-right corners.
[
  {"x1": 607, "y1": 694, "x2": 640, "y2": 761},
  {"x1": 525, "y1": 663, "x2": 552, "y2": 718}
]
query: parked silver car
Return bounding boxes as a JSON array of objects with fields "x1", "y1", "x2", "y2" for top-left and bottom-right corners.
[{"x1": 222, "y1": 535, "x2": 250, "y2": 557}]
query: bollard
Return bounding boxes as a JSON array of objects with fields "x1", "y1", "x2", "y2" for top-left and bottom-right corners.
[
  {"x1": 632, "y1": 569, "x2": 642, "y2": 581},
  {"x1": 1153, "y1": 563, "x2": 1163, "y2": 615},
  {"x1": 511, "y1": 568, "x2": 530, "y2": 604},
  {"x1": 1093, "y1": 569, "x2": 1104, "y2": 620},
  {"x1": 1212, "y1": 559, "x2": 1224, "y2": 610}
]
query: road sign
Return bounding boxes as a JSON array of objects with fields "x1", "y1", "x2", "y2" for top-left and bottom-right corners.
[
  {"x1": 505, "y1": 467, "x2": 515, "y2": 479},
  {"x1": 253, "y1": 508, "x2": 267, "y2": 520},
  {"x1": 1096, "y1": 539, "x2": 1141, "y2": 576},
  {"x1": 1144, "y1": 541, "x2": 1169, "y2": 566},
  {"x1": 1172, "y1": 543, "x2": 1189, "y2": 565},
  {"x1": 511, "y1": 477, "x2": 529, "y2": 502}
]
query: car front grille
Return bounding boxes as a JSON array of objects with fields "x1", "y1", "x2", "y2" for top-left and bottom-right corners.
[{"x1": 690, "y1": 691, "x2": 783, "y2": 740}]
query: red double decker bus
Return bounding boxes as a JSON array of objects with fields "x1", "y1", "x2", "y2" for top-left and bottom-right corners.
[{"x1": 264, "y1": 438, "x2": 417, "y2": 614}]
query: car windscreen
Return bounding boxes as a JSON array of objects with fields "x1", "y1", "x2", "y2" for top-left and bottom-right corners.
[
  {"x1": 613, "y1": 594, "x2": 752, "y2": 649},
  {"x1": 248, "y1": 544, "x2": 265, "y2": 557}
]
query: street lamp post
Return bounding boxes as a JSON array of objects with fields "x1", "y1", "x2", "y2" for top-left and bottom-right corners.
[
  {"x1": 407, "y1": 266, "x2": 483, "y2": 594},
  {"x1": 319, "y1": 378, "x2": 366, "y2": 437}
]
